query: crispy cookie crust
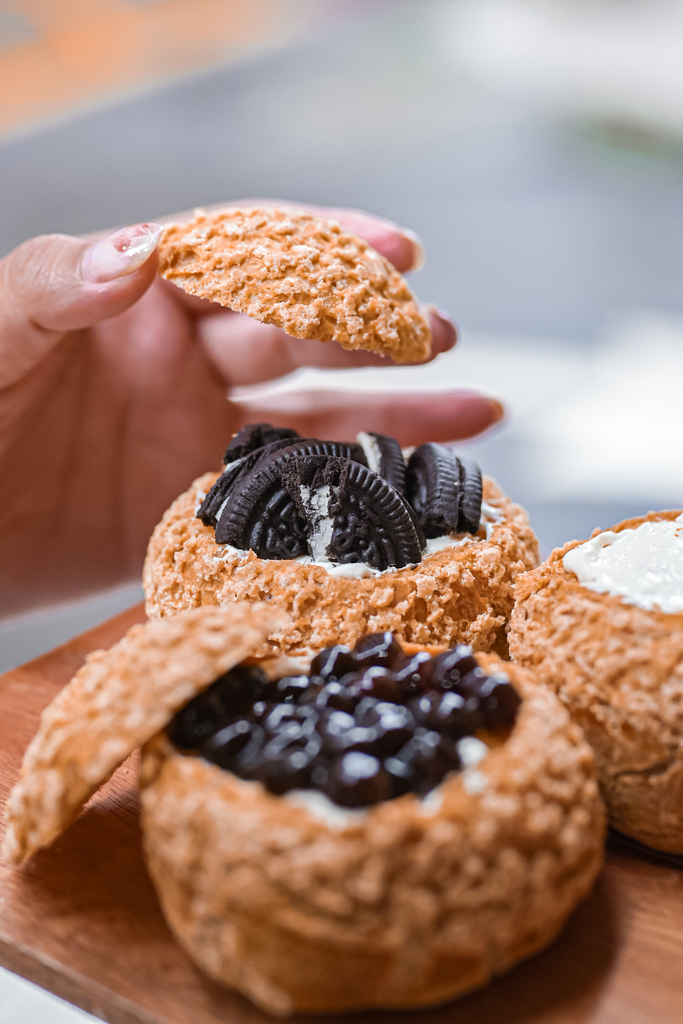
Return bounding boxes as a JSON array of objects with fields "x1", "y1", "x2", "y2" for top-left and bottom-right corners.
[
  {"x1": 2, "y1": 603, "x2": 286, "y2": 866},
  {"x1": 142, "y1": 474, "x2": 539, "y2": 655},
  {"x1": 157, "y1": 207, "x2": 431, "y2": 364},
  {"x1": 508, "y1": 510, "x2": 683, "y2": 853},
  {"x1": 140, "y1": 655, "x2": 604, "y2": 1015}
]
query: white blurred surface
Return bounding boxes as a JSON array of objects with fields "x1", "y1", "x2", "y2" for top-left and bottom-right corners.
[
  {"x1": 0, "y1": 583, "x2": 143, "y2": 673},
  {"x1": 232, "y1": 309, "x2": 683, "y2": 509},
  {"x1": 441, "y1": 0, "x2": 683, "y2": 138},
  {"x1": 0, "y1": 968, "x2": 93, "y2": 1024}
]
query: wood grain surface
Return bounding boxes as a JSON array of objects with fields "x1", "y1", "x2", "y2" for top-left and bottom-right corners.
[{"x1": 1, "y1": 605, "x2": 682, "y2": 1024}]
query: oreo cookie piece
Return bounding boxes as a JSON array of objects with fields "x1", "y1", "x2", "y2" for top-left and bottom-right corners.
[
  {"x1": 201, "y1": 438, "x2": 368, "y2": 529},
  {"x1": 223, "y1": 423, "x2": 300, "y2": 465},
  {"x1": 218, "y1": 452, "x2": 424, "y2": 569},
  {"x1": 458, "y1": 458, "x2": 483, "y2": 535},
  {"x1": 405, "y1": 445, "x2": 484, "y2": 538},
  {"x1": 198, "y1": 438, "x2": 303, "y2": 527},
  {"x1": 215, "y1": 442, "x2": 367, "y2": 552},
  {"x1": 325, "y1": 459, "x2": 424, "y2": 569},
  {"x1": 356, "y1": 432, "x2": 407, "y2": 494},
  {"x1": 405, "y1": 443, "x2": 463, "y2": 538}
]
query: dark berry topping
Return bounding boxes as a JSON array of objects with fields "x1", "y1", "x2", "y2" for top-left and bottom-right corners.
[
  {"x1": 169, "y1": 634, "x2": 521, "y2": 810},
  {"x1": 391, "y1": 650, "x2": 435, "y2": 693},
  {"x1": 352, "y1": 631, "x2": 403, "y2": 666},
  {"x1": 326, "y1": 752, "x2": 392, "y2": 808},
  {"x1": 309, "y1": 644, "x2": 355, "y2": 682}
]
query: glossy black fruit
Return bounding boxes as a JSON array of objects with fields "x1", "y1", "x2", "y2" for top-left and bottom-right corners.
[{"x1": 168, "y1": 637, "x2": 522, "y2": 808}]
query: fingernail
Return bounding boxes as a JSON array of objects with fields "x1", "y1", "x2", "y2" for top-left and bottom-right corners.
[
  {"x1": 488, "y1": 398, "x2": 505, "y2": 424},
  {"x1": 401, "y1": 227, "x2": 425, "y2": 272},
  {"x1": 82, "y1": 222, "x2": 164, "y2": 283}
]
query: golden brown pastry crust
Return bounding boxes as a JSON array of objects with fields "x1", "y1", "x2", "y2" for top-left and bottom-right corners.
[
  {"x1": 157, "y1": 207, "x2": 431, "y2": 364},
  {"x1": 2, "y1": 603, "x2": 286, "y2": 866},
  {"x1": 140, "y1": 654, "x2": 604, "y2": 1016},
  {"x1": 508, "y1": 509, "x2": 683, "y2": 853},
  {"x1": 142, "y1": 474, "x2": 539, "y2": 656}
]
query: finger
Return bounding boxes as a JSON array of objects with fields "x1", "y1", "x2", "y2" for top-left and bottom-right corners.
[
  {"x1": 0, "y1": 223, "x2": 163, "y2": 388},
  {"x1": 199, "y1": 308, "x2": 456, "y2": 387},
  {"x1": 304, "y1": 205, "x2": 424, "y2": 273},
  {"x1": 159, "y1": 200, "x2": 424, "y2": 276},
  {"x1": 228, "y1": 389, "x2": 504, "y2": 445}
]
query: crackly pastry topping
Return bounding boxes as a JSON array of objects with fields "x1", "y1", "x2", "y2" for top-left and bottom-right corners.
[
  {"x1": 197, "y1": 423, "x2": 484, "y2": 571},
  {"x1": 169, "y1": 633, "x2": 521, "y2": 808},
  {"x1": 563, "y1": 513, "x2": 683, "y2": 614}
]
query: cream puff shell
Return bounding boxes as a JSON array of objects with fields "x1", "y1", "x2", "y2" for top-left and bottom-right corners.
[
  {"x1": 143, "y1": 474, "x2": 539, "y2": 656},
  {"x1": 508, "y1": 510, "x2": 683, "y2": 853},
  {"x1": 158, "y1": 207, "x2": 431, "y2": 364},
  {"x1": 140, "y1": 655, "x2": 604, "y2": 1016}
]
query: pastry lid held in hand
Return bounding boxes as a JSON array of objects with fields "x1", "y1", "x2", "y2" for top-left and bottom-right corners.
[
  {"x1": 157, "y1": 207, "x2": 432, "y2": 364},
  {"x1": 2, "y1": 602, "x2": 288, "y2": 866}
]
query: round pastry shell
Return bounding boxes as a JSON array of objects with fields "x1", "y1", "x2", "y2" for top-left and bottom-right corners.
[
  {"x1": 157, "y1": 207, "x2": 431, "y2": 364},
  {"x1": 143, "y1": 474, "x2": 539, "y2": 656},
  {"x1": 140, "y1": 654, "x2": 604, "y2": 1016},
  {"x1": 509, "y1": 509, "x2": 683, "y2": 853}
]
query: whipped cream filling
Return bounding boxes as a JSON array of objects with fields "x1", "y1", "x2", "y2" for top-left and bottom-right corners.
[
  {"x1": 563, "y1": 513, "x2": 683, "y2": 614},
  {"x1": 356, "y1": 431, "x2": 382, "y2": 475},
  {"x1": 205, "y1": 492, "x2": 502, "y2": 576},
  {"x1": 299, "y1": 484, "x2": 334, "y2": 561}
]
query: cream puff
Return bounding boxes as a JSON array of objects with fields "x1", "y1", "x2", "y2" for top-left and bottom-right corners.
[
  {"x1": 3, "y1": 604, "x2": 604, "y2": 1016},
  {"x1": 143, "y1": 425, "x2": 539, "y2": 654},
  {"x1": 509, "y1": 509, "x2": 683, "y2": 853}
]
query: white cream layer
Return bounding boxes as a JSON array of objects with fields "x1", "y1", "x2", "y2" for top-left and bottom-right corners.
[
  {"x1": 563, "y1": 513, "x2": 683, "y2": 614},
  {"x1": 206, "y1": 492, "x2": 503, "y2": 577}
]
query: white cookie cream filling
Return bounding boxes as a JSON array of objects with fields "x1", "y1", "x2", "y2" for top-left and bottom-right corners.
[
  {"x1": 563, "y1": 513, "x2": 683, "y2": 614},
  {"x1": 206, "y1": 489, "x2": 503, "y2": 576},
  {"x1": 299, "y1": 484, "x2": 334, "y2": 561},
  {"x1": 356, "y1": 431, "x2": 383, "y2": 475}
]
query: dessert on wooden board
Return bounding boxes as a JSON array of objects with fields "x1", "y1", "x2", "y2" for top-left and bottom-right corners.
[
  {"x1": 2, "y1": 604, "x2": 605, "y2": 1015},
  {"x1": 143, "y1": 423, "x2": 539, "y2": 654},
  {"x1": 509, "y1": 510, "x2": 683, "y2": 854}
]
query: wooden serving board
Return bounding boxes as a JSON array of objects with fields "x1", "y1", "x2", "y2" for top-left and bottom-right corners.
[{"x1": 1, "y1": 607, "x2": 683, "y2": 1024}]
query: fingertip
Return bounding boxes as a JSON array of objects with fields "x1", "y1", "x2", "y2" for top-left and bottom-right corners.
[
  {"x1": 377, "y1": 228, "x2": 425, "y2": 274},
  {"x1": 400, "y1": 228, "x2": 425, "y2": 272},
  {"x1": 426, "y1": 307, "x2": 458, "y2": 356},
  {"x1": 320, "y1": 208, "x2": 425, "y2": 273},
  {"x1": 488, "y1": 397, "x2": 505, "y2": 425}
]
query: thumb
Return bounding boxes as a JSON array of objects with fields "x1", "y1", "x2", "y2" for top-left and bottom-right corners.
[{"x1": 0, "y1": 222, "x2": 163, "y2": 388}]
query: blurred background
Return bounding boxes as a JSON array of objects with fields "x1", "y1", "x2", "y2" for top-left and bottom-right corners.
[
  {"x1": 1, "y1": 1, "x2": 683, "y2": 1018},
  {"x1": 2, "y1": 0, "x2": 683, "y2": 660}
]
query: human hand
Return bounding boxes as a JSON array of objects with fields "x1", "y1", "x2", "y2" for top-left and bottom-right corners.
[{"x1": 0, "y1": 204, "x2": 502, "y2": 615}]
